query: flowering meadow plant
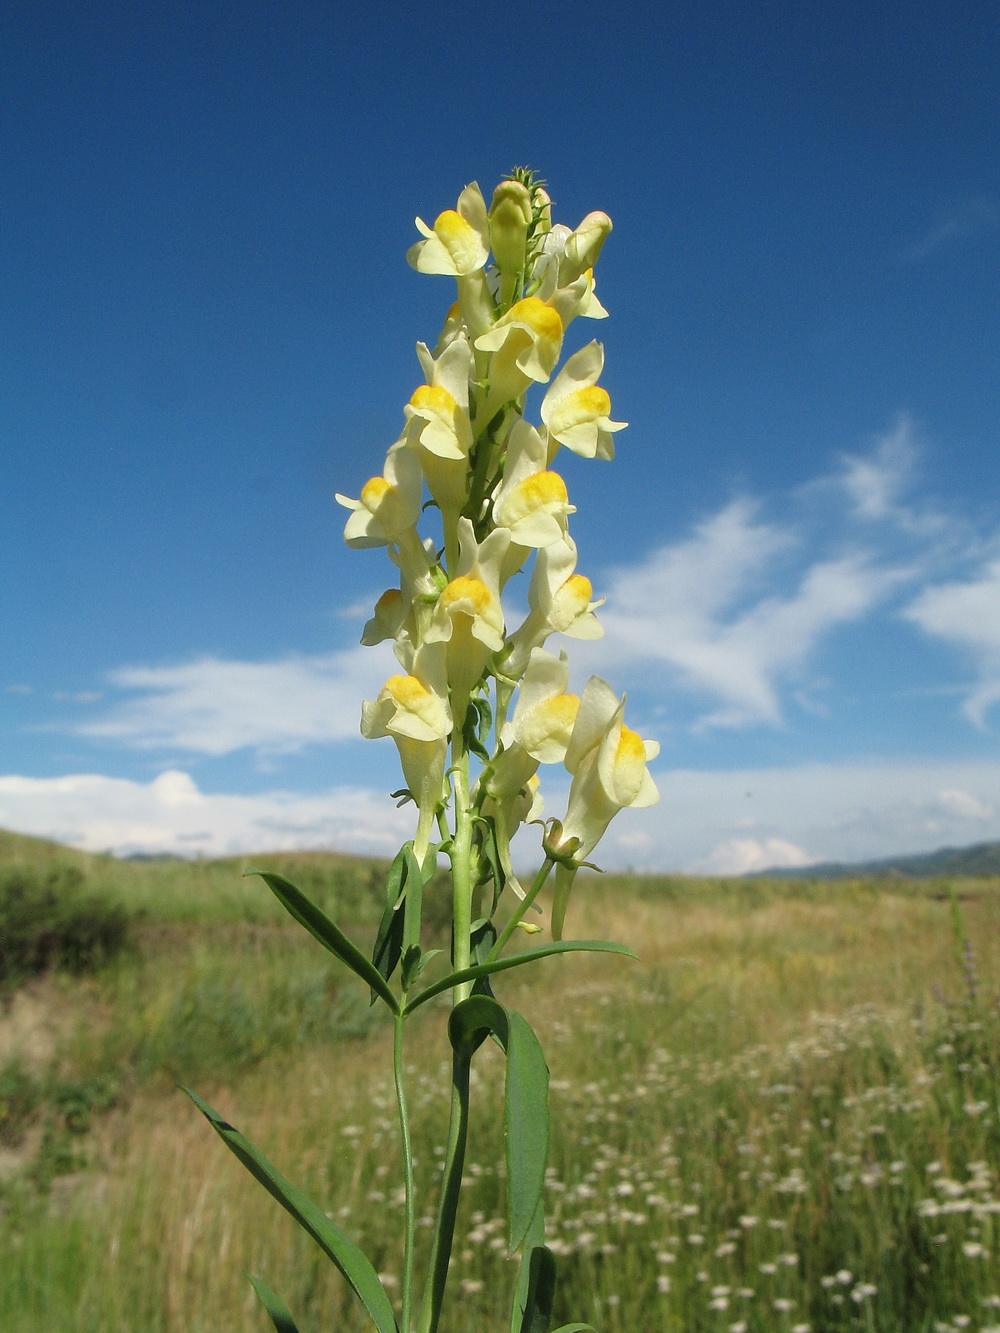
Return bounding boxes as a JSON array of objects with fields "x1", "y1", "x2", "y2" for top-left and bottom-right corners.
[{"x1": 187, "y1": 170, "x2": 658, "y2": 1333}]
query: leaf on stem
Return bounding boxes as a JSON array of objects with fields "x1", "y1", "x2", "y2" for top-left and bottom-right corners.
[
  {"x1": 516, "y1": 1245, "x2": 556, "y2": 1333},
  {"x1": 403, "y1": 939, "x2": 636, "y2": 1015},
  {"x1": 246, "y1": 869, "x2": 399, "y2": 1014},
  {"x1": 506, "y1": 1011, "x2": 549, "y2": 1253},
  {"x1": 447, "y1": 993, "x2": 509, "y2": 1058},
  {"x1": 470, "y1": 917, "x2": 498, "y2": 999},
  {"x1": 247, "y1": 1275, "x2": 301, "y2": 1333},
  {"x1": 474, "y1": 814, "x2": 505, "y2": 915},
  {"x1": 184, "y1": 1089, "x2": 399, "y2": 1333},
  {"x1": 370, "y1": 843, "x2": 410, "y2": 1001}
]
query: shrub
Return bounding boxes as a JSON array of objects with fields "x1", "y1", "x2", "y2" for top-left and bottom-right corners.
[{"x1": 0, "y1": 865, "x2": 131, "y2": 984}]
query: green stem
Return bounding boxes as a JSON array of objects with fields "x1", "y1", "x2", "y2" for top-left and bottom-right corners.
[
  {"x1": 486, "y1": 858, "x2": 555, "y2": 962},
  {"x1": 393, "y1": 1012, "x2": 416, "y2": 1333},
  {"x1": 449, "y1": 736, "x2": 476, "y2": 1002},
  {"x1": 415, "y1": 1051, "x2": 472, "y2": 1333}
]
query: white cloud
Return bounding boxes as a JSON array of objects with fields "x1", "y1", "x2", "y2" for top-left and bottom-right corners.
[
  {"x1": 50, "y1": 428, "x2": 1000, "y2": 758},
  {"x1": 583, "y1": 500, "x2": 895, "y2": 728},
  {"x1": 838, "y1": 417, "x2": 918, "y2": 521},
  {"x1": 2, "y1": 759, "x2": 998, "y2": 872},
  {"x1": 78, "y1": 646, "x2": 393, "y2": 755},
  {"x1": 702, "y1": 837, "x2": 814, "y2": 877},
  {"x1": 0, "y1": 769, "x2": 413, "y2": 859},
  {"x1": 904, "y1": 559, "x2": 1000, "y2": 725}
]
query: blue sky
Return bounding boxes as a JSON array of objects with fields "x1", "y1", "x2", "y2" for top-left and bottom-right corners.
[{"x1": 3, "y1": 0, "x2": 1000, "y2": 871}]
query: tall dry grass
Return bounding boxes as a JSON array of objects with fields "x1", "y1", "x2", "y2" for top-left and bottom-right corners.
[{"x1": 2, "y1": 841, "x2": 1000, "y2": 1331}]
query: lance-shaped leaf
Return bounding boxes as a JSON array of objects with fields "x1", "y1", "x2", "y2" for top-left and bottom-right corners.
[
  {"x1": 403, "y1": 939, "x2": 636, "y2": 1015},
  {"x1": 246, "y1": 869, "x2": 399, "y2": 1014},
  {"x1": 370, "y1": 843, "x2": 410, "y2": 1002},
  {"x1": 184, "y1": 1088, "x2": 399, "y2": 1333},
  {"x1": 506, "y1": 1010, "x2": 549, "y2": 1253},
  {"x1": 247, "y1": 1275, "x2": 301, "y2": 1333}
]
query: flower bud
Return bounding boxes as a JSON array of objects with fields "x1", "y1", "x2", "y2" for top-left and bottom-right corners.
[
  {"x1": 489, "y1": 180, "x2": 532, "y2": 275},
  {"x1": 541, "y1": 818, "x2": 581, "y2": 866},
  {"x1": 533, "y1": 187, "x2": 552, "y2": 235},
  {"x1": 561, "y1": 211, "x2": 612, "y2": 284}
]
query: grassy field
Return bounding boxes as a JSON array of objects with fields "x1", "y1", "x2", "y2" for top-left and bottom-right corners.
[{"x1": 2, "y1": 830, "x2": 1000, "y2": 1332}]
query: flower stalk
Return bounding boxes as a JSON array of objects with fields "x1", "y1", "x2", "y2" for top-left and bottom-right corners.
[{"x1": 190, "y1": 168, "x2": 659, "y2": 1333}]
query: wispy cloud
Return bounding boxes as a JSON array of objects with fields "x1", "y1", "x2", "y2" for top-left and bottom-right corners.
[
  {"x1": 899, "y1": 198, "x2": 1000, "y2": 263},
  {"x1": 77, "y1": 647, "x2": 392, "y2": 755},
  {"x1": 62, "y1": 422, "x2": 1000, "y2": 758},
  {"x1": 570, "y1": 418, "x2": 994, "y2": 731},
  {"x1": 589, "y1": 505, "x2": 893, "y2": 728},
  {"x1": 904, "y1": 558, "x2": 1000, "y2": 727}
]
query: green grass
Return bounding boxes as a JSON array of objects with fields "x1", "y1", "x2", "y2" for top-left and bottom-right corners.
[{"x1": 3, "y1": 829, "x2": 1000, "y2": 1332}]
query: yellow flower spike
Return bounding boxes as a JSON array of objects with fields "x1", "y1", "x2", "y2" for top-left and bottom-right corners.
[{"x1": 407, "y1": 183, "x2": 490, "y2": 277}]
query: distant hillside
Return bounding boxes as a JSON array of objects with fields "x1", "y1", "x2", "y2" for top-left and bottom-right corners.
[{"x1": 757, "y1": 840, "x2": 1000, "y2": 880}]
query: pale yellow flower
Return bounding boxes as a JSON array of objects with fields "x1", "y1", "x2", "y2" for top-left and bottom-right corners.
[
  {"x1": 503, "y1": 535, "x2": 603, "y2": 679},
  {"x1": 492, "y1": 418, "x2": 575, "y2": 552},
  {"x1": 425, "y1": 521, "x2": 510, "y2": 705},
  {"x1": 549, "y1": 679, "x2": 659, "y2": 936},
  {"x1": 406, "y1": 183, "x2": 490, "y2": 277},
  {"x1": 541, "y1": 342, "x2": 627, "y2": 461},
  {"x1": 405, "y1": 335, "x2": 474, "y2": 461},
  {"x1": 335, "y1": 443, "x2": 422, "y2": 548},
  {"x1": 474, "y1": 296, "x2": 564, "y2": 409}
]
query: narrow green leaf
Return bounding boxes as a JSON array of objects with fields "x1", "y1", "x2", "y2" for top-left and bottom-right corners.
[
  {"x1": 184, "y1": 1088, "x2": 399, "y2": 1333},
  {"x1": 464, "y1": 699, "x2": 491, "y2": 761},
  {"x1": 506, "y1": 1011, "x2": 549, "y2": 1253},
  {"x1": 403, "y1": 940, "x2": 636, "y2": 1015},
  {"x1": 246, "y1": 869, "x2": 399, "y2": 1014},
  {"x1": 370, "y1": 902, "x2": 404, "y2": 1006},
  {"x1": 511, "y1": 1204, "x2": 545, "y2": 1333},
  {"x1": 448, "y1": 993, "x2": 509, "y2": 1058},
  {"x1": 370, "y1": 844, "x2": 410, "y2": 1000},
  {"x1": 247, "y1": 1275, "x2": 301, "y2": 1333},
  {"x1": 473, "y1": 692, "x2": 493, "y2": 747},
  {"x1": 475, "y1": 814, "x2": 505, "y2": 915},
  {"x1": 517, "y1": 1245, "x2": 556, "y2": 1333},
  {"x1": 470, "y1": 918, "x2": 498, "y2": 999},
  {"x1": 549, "y1": 1325, "x2": 596, "y2": 1332},
  {"x1": 400, "y1": 843, "x2": 424, "y2": 959}
]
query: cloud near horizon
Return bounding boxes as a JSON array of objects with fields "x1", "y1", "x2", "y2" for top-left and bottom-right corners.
[
  {"x1": 0, "y1": 769, "x2": 414, "y2": 860},
  {"x1": 1, "y1": 760, "x2": 998, "y2": 872}
]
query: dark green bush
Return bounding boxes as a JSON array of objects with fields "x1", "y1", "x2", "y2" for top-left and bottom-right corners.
[{"x1": 0, "y1": 865, "x2": 131, "y2": 983}]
